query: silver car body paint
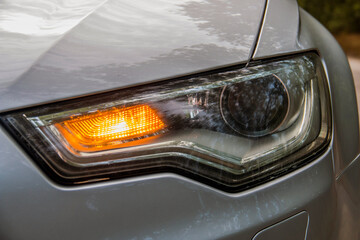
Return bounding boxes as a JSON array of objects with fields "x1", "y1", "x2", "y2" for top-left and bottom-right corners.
[
  {"x1": 253, "y1": 0, "x2": 300, "y2": 58},
  {"x1": 297, "y1": 11, "x2": 360, "y2": 176},
  {"x1": 0, "y1": 127, "x2": 337, "y2": 239},
  {"x1": 0, "y1": 0, "x2": 265, "y2": 111},
  {"x1": 297, "y1": 10, "x2": 360, "y2": 239},
  {"x1": 0, "y1": 0, "x2": 359, "y2": 239}
]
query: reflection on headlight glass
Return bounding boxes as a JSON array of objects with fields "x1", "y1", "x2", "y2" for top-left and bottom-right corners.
[{"x1": 1, "y1": 53, "x2": 331, "y2": 191}]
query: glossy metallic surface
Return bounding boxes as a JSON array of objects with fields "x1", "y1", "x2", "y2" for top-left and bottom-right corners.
[
  {"x1": 333, "y1": 154, "x2": 360, "y2": 240},
  {"x1": 297, "y1": 9, "x2": 360, "y2": 175},
  {"x1": 0, "y1": 0, "x2": 106, "y2": 97},
  {"x1": 0, "y1": 0, "x2": 359, "y2": 239},
  {"x1": 252, "y1": 211, "x2": 309, "y2": 240},
  {"x1": 253, "y1": 0, "x2": 300, "y2": 59},
  {"x1": 0, "y1": 127, "x2": 335, "y2": 239},
  {"x1": 297, "y1": 9, "x2": 360, "y2": 240},
  {"x1": 0, "y1": 0, "x2": 265, "y2": 111}
]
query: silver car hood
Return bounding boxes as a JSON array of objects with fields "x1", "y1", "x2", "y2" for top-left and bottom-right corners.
[{"x1": 0, "y1": 0, "x2": 266, "y2": 111}]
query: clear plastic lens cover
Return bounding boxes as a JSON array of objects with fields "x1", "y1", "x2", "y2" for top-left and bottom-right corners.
[{"x1": 1, "y1": 53, "x2": 331, "y2": 191}]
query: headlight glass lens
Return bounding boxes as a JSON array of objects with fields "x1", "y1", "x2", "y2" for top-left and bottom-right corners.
[{"x1": 1, "y1": 53, "x2": 331, "y2": 191}]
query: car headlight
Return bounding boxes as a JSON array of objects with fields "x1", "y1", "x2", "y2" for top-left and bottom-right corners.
[{"x1": 0, "y1": 53, "x2": 331, "y2": 191}]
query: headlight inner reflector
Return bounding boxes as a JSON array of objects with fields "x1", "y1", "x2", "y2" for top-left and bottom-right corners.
[{"x1": 54, "y1": 105, "x2": 166, "y2": 152}]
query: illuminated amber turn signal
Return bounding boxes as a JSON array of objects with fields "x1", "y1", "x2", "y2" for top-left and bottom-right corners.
[{"x1": 54, "y1": 105, "x2": 165, "y2": 152}]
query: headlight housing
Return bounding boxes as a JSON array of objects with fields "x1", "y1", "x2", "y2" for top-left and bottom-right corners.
[{"x1": 1, "y1": 53, "x2": 331, "y2": 191}]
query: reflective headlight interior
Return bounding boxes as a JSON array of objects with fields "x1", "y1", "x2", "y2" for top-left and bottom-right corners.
[{"x1": 1, "y1": 53, "x2": 331, "y2": 191}]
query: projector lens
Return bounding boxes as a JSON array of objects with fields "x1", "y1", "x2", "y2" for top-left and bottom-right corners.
[{"x1": 221, "y1": 74, "x2": 289, "y2": 137}]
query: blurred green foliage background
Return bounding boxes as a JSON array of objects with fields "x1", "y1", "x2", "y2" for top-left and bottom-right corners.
[
  {"x1": 298, "y1": 0, "x2": 360, "y2": 34},
  {"x1": 298, "y1": 0, "x2": 360, "y2": 57}
]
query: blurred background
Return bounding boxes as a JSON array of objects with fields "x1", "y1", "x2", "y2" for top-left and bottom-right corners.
[
  {"x1": 299, "y1": 0, "x2": 360, "y2": 57},
  {"x1": 298, "y1": 0, "x2": 360, "y2": 108}
]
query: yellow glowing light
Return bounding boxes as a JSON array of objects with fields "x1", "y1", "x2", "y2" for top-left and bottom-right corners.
[{"x1": 54, "y1": 105, "x2": 166, "y2": 152}]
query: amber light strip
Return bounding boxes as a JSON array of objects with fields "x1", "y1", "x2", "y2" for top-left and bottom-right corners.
[{"x1": 54, "y1": 105, "x2": 166, "y2": 152}]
